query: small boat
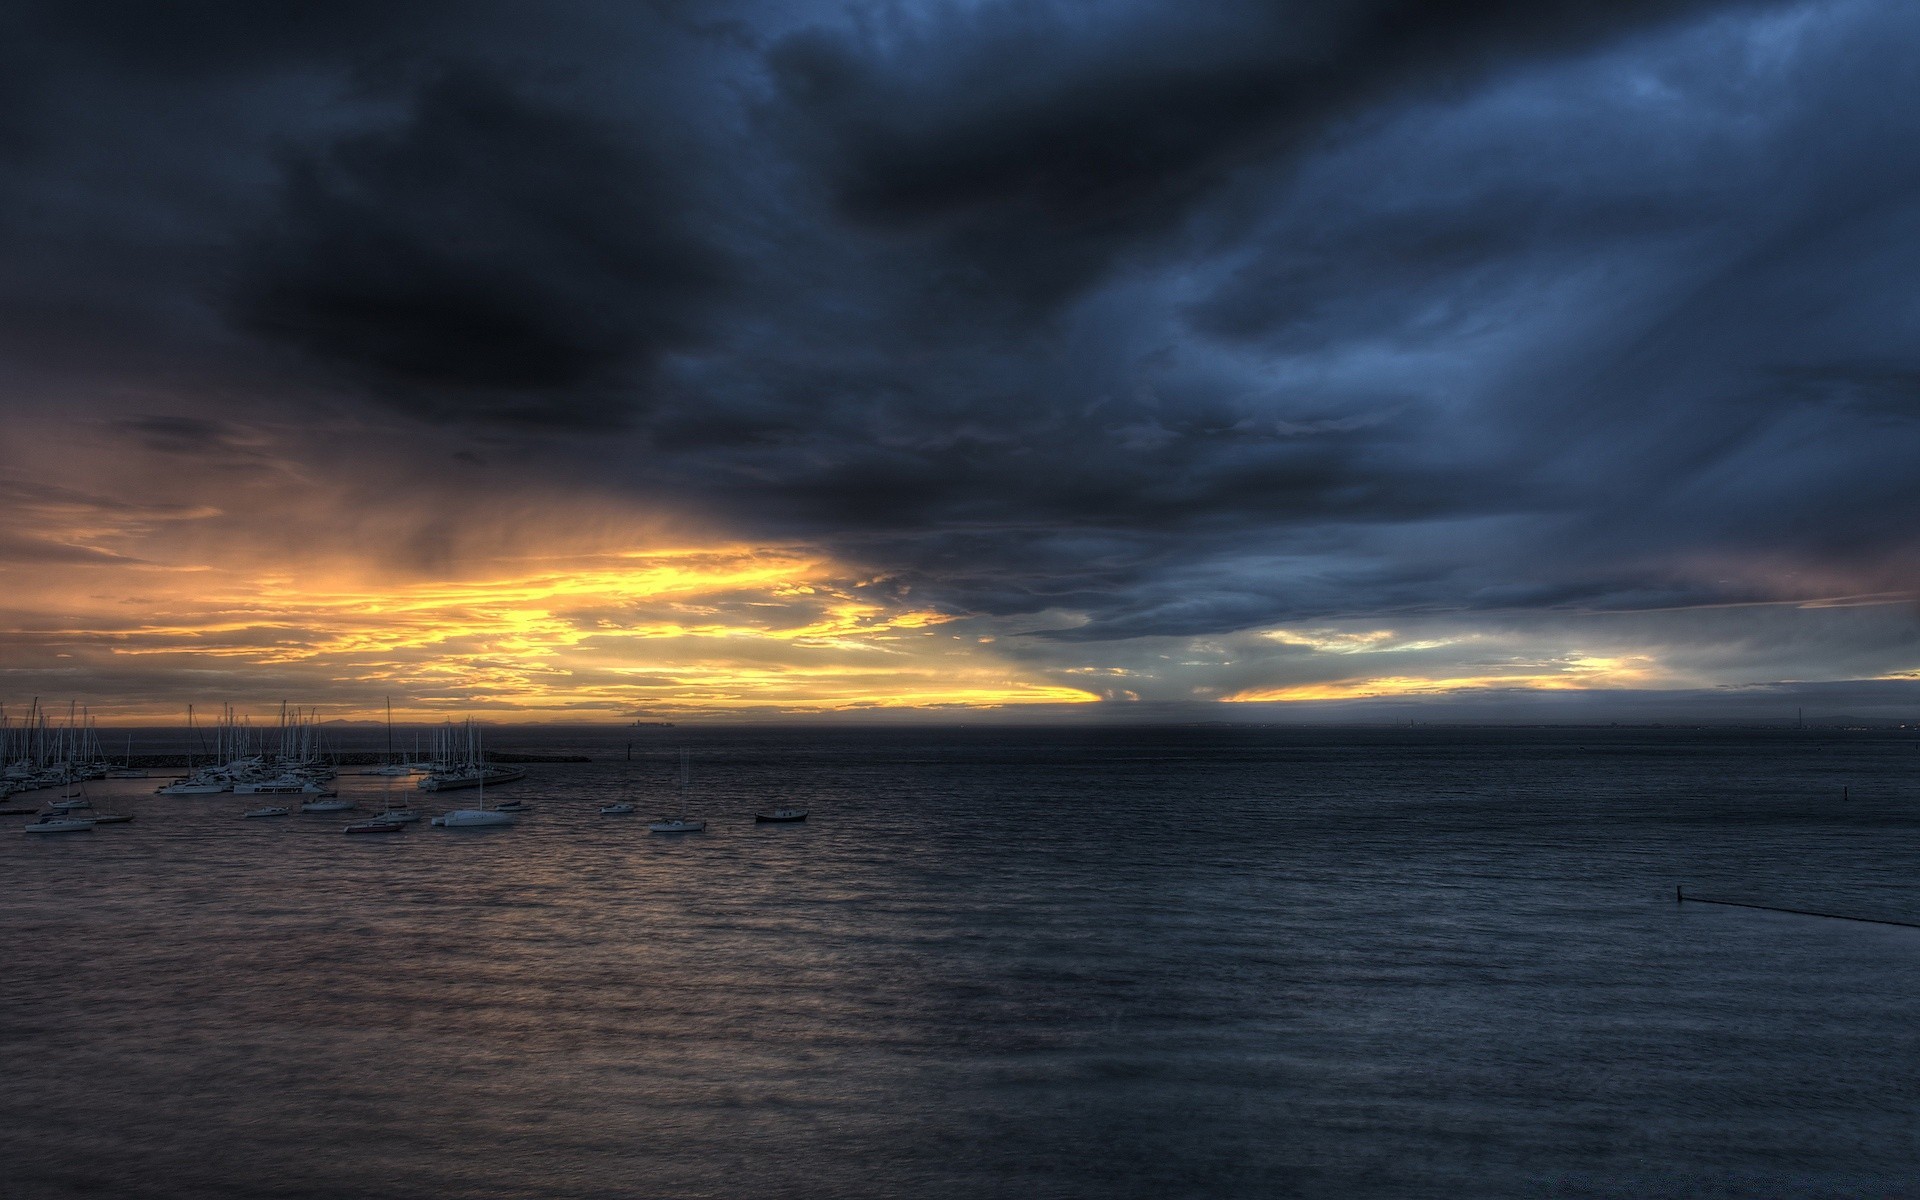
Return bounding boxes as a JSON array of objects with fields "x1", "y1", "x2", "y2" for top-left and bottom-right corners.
[
  {"x1": 299, "y1": 798, "x2": 354, "y2": 813},
  {"x1": 599, "y1": 801, "x2": 636, "y2": 815},
  {"x1": 107, "y1": 736, "x2": 144, "y2": 776},
  {"x1": 242, "y1": 806, "x2": 290, "y2": 819},
  {"x1": 754, "y1": 807, "x2": 809, "y2": 823},
  {"x1": 369, "y1": 769, "x2": 421, "y2": 824},
  {"x1": 428, "y1": 729, "x2": 516, "y2": 828},
  {"x1": 234, "y1": 777, "x2": 333, "y2": 795},
  {"x1": 649, "y1": 750, "x2": 705, "y2": 833},
  {"x1": 431, "y1": 809, "x2": 515, "y2": 828},
  {"x1": 49, "y1": 795, "x2": 93, "y2": 811},
  {"x1": 25, "y1": 813, "x2": 95, "y2": 834},
  {"x1": 89, "y1": 812, "x2": 135, "y2": 825},
  {"x1": 344, "y1": 818, "x2": 406, "y2": 835},
  {"x1": 156, "y1": 780, "x2": 229, "y2": 795},
  {"x1": 492, "y1": 798, "x2": 530, "y2": 813},
  {"x1": 362, "y1": 701, "x2": 415, "y2": 776},
  {"x1": 648, "y1": 817, "x2": 706, "y2": 833}
]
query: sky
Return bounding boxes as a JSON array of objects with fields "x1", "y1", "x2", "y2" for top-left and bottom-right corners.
[{"x1": 0, "y1": 0, "x2": 1917, "y2": 724}]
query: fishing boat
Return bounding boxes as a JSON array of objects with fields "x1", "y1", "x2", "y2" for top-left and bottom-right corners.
[
  {"x1": 754, "y1": 807, "x2": 809, "y2": 823},
  {"x1": 599, "y1": 801, "x2": 636, "y2": 815},
  {"x1": 649, "y1": 750, "x2": 705, "y2": 833}
]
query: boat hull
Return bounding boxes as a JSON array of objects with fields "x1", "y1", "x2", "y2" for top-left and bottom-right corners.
[
  {"x1": 755, "y1": 811, "x2": 809, "y2": 823},
  {"x1": 25, "y1": 819, "x2": 94, "y2": 834},
  {"x1": 418, "y1": 767, "x2": 528, "y2": 792},
  {"x1": 432, "y1": 810, "x2": 516, "y2": 827}
]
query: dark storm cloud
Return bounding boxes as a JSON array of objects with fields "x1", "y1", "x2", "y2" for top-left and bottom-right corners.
[
  {"x1": 234, "y1": 67, "x2": 729, "y2": 425},
  {"x1": 768, "y1": 0, "x2": 1745, "y2": 306}
]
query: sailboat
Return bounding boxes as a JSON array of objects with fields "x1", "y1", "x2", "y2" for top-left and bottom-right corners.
[
  {"x1": 368, "y1": 770, "x2": 420, "y2": 824},
  {"x1": 25, "y1": 811, "x2": 95, "y2": 834},
  {"x1": 343, "y1": 814, "x2": 406, "y2": 834},
  {"x1": 107, "y1": 734, "x2": 146, "y2": 778},
  {"x1": 85, "y1": 779, "x2": 135, "y2": 825},
  {"x1": 431, "y1": 727, "x2": 516, "y2": 827},
  {"x1": 156, "y1": 706, "x2": 229, "y2": 794},
  {"x1": 754, "y1": 805, "x2": 809, "y2": 823},
  {"x1": 365, "y1": 698, "x2": 414, "y2": 775},
  {"x1": 649, "y1": 751, "x2": 705, "y2": 833}
]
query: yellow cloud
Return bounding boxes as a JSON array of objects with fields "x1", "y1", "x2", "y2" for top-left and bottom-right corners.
[
  {"x1": 4, "y1": 544, "x2": 1097, "y2": 719},
  {"x1": 1227, "y1": 655, "x2": 1660, "y2": 702}
]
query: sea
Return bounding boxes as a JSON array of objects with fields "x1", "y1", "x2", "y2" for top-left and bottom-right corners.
[{"x1": 4, "y1": 724, "x2": 1919, "y2": 1199}]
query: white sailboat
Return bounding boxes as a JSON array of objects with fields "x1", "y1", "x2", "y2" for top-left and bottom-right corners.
[
  {"x1": 432, "y1": 727, "x2": 516, "y2": 827},
  {"x1": 649, "y1": 751, "x2": 705, "y2": 833},
  {"x1": 25, "y1": 811, "x2": 94, "y2": 834}
]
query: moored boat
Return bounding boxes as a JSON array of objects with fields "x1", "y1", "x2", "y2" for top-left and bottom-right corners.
[
  {"x1": 431, "y1": 809, "x2": 516, "y2": 827},
  {"x1": 25, "y1": 813, "x2": 94, "y2": 834},
  {"x1": 649, "y1": 750, "x2": 705, "y2": 833}
]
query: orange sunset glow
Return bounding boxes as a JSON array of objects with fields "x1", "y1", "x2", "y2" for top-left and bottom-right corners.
[{"x1": 1, "y1": 539, "x2": 1102, "y2": 720}]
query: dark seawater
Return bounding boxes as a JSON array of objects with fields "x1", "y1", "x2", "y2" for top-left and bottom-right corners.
[{"x1": 5, "y1": 726, "x2": 1920, "y2": 1199}]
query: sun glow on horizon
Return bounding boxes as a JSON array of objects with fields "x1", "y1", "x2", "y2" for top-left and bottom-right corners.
[
  {"x1": 1, "y1": 543, "x2": 1101, "y2": 719},
  {"x1": 1224, "y1": 655, "x2": 1663, "y2": 703}
]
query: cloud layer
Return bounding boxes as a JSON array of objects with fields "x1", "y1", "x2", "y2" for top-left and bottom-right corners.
[{"x1": 1, "y1": 0, "x2": 1916, "y2": 720}]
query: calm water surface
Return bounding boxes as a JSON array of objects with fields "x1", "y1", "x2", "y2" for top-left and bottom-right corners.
[{"x1": 5, "y1": 726, "x2": 1919, "y2": 1198}]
